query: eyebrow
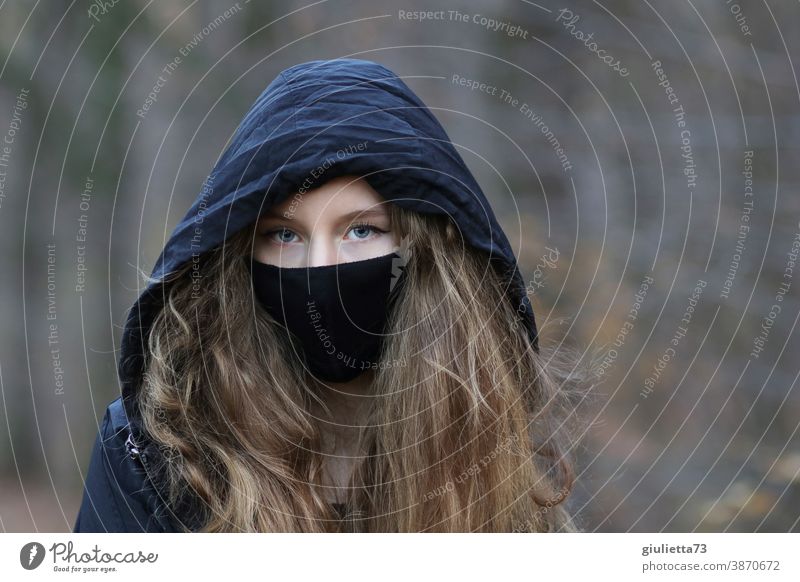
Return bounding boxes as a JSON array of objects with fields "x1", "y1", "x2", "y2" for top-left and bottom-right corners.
[
  {"x1": 261, "y1": 207, "x2": 389, "y2": 222},
  {"x1": 336, "y1": 208, "x2": 390, "y2": 222}
]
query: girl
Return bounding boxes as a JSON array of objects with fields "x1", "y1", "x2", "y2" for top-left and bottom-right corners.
[{"x1": 74, "y1": 58, "x2": 585, "y2": 533}]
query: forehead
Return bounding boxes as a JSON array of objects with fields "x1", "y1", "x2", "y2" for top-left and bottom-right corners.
[{"x1": 259, "y1": 175, "x2": 389, "y2": 222}]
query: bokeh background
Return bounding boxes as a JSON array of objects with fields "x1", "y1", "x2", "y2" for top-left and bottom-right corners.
[{"x1": 1, "y1": 0, "x2": 798, "y2": 532}]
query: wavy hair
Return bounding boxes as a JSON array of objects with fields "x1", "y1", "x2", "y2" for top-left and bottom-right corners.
[{"x1": 137, "y1": 203, "x2": 590, "y2": 532}]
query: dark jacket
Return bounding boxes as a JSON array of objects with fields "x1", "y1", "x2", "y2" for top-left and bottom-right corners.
[{"x1": 73, "y1": 58, "x2": 540, "y2": 532}]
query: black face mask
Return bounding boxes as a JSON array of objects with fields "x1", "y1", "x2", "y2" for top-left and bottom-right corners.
[{"x1": 246, "y1": 251, "x2": 407, "y2": 383}]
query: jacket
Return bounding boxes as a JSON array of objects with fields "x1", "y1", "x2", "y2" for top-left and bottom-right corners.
[{"x1": 73, "y1": 58, "x2": 540, "y2": 532}]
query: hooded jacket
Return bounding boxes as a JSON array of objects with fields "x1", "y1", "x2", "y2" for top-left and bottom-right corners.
[{"x1": 73, "y1": 58, "x2": 539, "y2": 532}]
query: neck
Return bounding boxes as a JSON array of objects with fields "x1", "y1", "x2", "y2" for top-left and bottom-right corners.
[
  {"x1": 311, "y1": 370, "x2": 374, "y2": 449},
  {"x1": 310, "y1": 371, "x2": 374, "y2": 504}
]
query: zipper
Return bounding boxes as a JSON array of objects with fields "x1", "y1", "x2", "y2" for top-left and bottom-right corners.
[
  {"x1": 124, "y1": 427, "x2": 179, "y2": 532},
  {"x1": 124, "y1": 430, "x2": 143, "y2": 464}
]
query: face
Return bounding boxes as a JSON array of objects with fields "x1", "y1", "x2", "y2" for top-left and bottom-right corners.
[{"x1": 253, "y1": 175, "x2": 399, "y2": 268}]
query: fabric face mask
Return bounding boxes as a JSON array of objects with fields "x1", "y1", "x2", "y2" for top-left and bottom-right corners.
[{"x1": 246, "y1": 251, "x2": 407, "y2": 383}]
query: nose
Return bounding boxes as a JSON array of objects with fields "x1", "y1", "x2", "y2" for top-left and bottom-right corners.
[{"x1": 305, "y1": 235, "x2": 339, "y2": 267}]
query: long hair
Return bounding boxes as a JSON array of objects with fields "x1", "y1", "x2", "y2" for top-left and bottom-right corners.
[{"x1": 137, "y1": 203, "x2": 590, "y2": 532}]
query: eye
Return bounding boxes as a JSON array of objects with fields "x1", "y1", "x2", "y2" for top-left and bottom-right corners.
[
  {"x1": 264, "y1": 227, "x2": 299, "y2": 244},
  {"x1": 345, "y1": 222, "x2": 387, "y2": 241}
]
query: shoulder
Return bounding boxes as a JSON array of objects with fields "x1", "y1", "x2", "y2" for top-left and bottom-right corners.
[
  {"x1": 105, "y1": 396, "x2": 129, "y2": 438},
  {"x1": 72, "y1": 396, "x2": 175, "y2": 533}
]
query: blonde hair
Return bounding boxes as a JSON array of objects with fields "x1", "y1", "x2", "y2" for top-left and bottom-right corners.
[{"x1": 138, "y1": 204, "x2": 588, "y2": 532}]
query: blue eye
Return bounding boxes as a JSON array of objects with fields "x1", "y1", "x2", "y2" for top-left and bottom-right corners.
[
  {"x1": 347, "y1": 222, "x2": 386, "y2": 241},
  {"x1": 266, "y1": 227, "x2": 298, "y2": 244},
  {"x1": 350, "y1": 225, "x2": 371, "y2": 239}
]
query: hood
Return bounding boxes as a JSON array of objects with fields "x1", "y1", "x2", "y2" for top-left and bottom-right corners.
[{"x1": 118, "y1": 58, "x2": 540, "y2": 506}]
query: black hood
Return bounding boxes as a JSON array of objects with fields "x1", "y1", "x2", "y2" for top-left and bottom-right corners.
[{"x1": 119, "y1": 57, "x2": 539, "y2": 489}]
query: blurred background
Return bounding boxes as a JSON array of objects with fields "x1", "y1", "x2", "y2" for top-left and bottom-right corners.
[{"x1": 1, "y1": 0, "x2": 798, "y2": 532}]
